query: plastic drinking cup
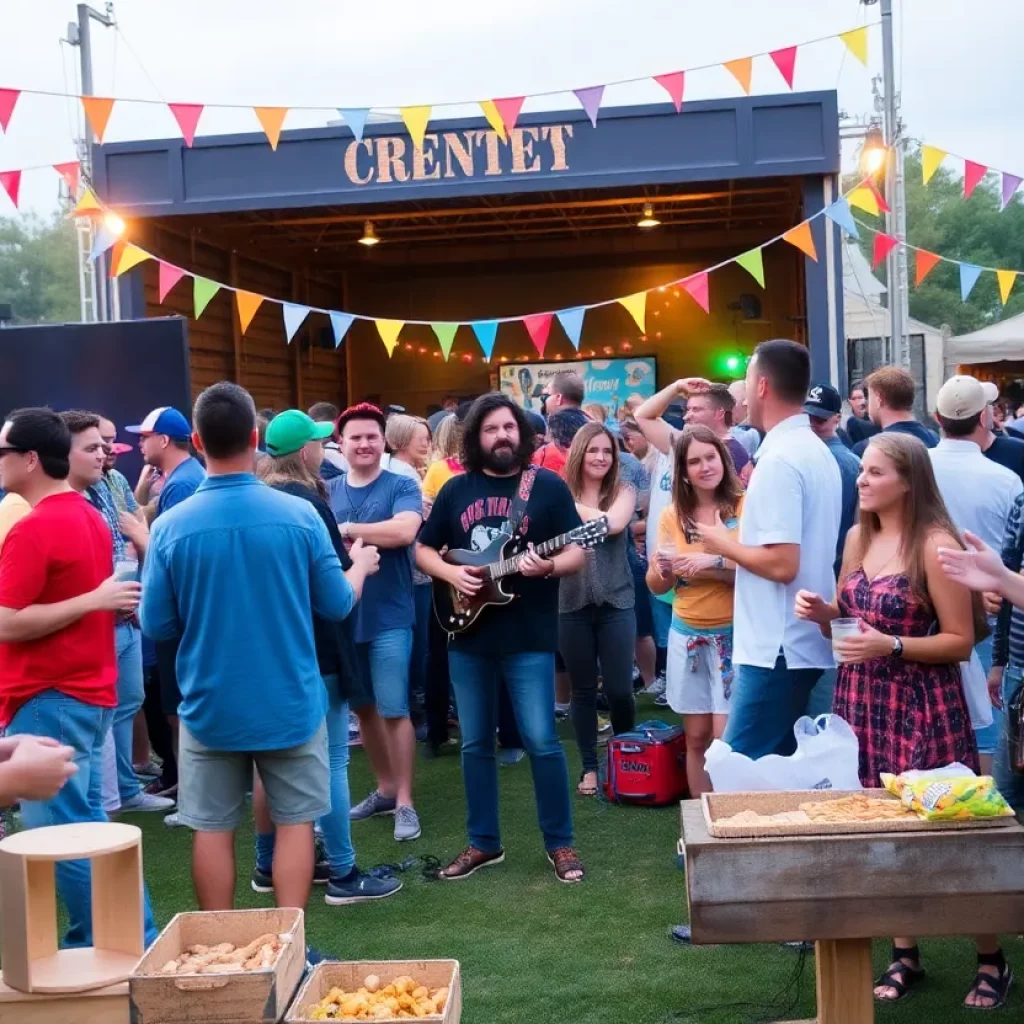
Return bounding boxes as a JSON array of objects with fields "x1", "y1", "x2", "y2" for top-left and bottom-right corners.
[{"x1": 831, "y1": 617, "x2": 861, "y2": 663}]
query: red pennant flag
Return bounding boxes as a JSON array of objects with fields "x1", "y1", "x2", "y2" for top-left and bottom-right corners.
[
  {"x1": 523, "y1": 313, "x2": 554, "y2": 356},
  {"x1": 158, "y1": 261, "x2": 187, "y2": 303},
  {"x1": 868, "y1": 179, "x2": 891, "y2": 214},
  {"x1": 0, "y1": 89, "x2": 20, "y2": 132},
  {"x1": 0, "y1": 170, "x2": 21, "y2": 208},
  {"x1": 872, "y1": 233, "x2": 899, "y2": 270},
  {"x1": 493, "y1": 96, "x2": 525, "y2": 135},
  {"x1": 769, "y1": 46, "x2": 798, "y2": 89},
  {"x1": 964, "y1": 160, "x2": 988, "y2": 199},
  {"x1": 53, "y1": 161, "x2": 80, "y2": 194},
  {"x1": 681, "y1": 272, "x2": 710, "y2": 313},
  {"x1": 169, "y1": 102, "x2": 204, "y2": 147},
  {"x1": 915, "y1": 250, "x2": 942, "y2": 286},
  {"x1": 654, "y1": 72, "x2": 685, "y2": 112}
]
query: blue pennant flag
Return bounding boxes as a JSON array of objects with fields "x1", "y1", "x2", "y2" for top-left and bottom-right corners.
[
  {"x1": 90, "y1": 225, "x2": 117, "y2": 261},
  {"x1": 472, "y1": 320, "x2": 499, "y2": 360},
  {"x1": 959, "y1": 263, "x2": 984, "y2": 302},
  {"x1": 329, "y1": 312, "x2": 354, "y2": 347},
  {"x1": 823, "y1": 198, "x2": 859, "y2": 239},
  {"x1": 338, "y1": 108, "x2": 370, "y2": 143},
  {"x1": 283, "y1": 303, "x2": 311, "y2": 343},
  {"x1": 556, "y1": 307, "x2": 586, "y2": 349}
]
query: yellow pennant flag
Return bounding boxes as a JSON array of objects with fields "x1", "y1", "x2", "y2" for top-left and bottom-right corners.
[
  {"x1": 618, "y1": 292, "x2": 647, "y2": 332},
  {"x1": 997, "y1": 270, "x2": 1018, "y2": 306},
  {"x1": 70, "y1": 187, "x2": 102, "y2": 217},
  {"x1": 235, "y1": 291, "x2": 265, "y2": 334},
  {"x1": 479, "y1": 100, "x2": 506, "y2": 141},
  {"x1": 254, "y1": 106, "x2": 288, "y2": 150},
  {"x1": 840, "y1": 27, "x2": 869, "y2": 67},
  {"x1": 375, "y1": 319, "x2": 405, "y2": 357},
  {"x1": 782, "y1": 222, "x2": 818, "y2": 262},
  {"x1": 921, "y1": 145, "x2": 946, "y2": 185},
  {"x1": 847, "y1": 186, "x2": 880, "y2": 217},
  {"x1": 723, "y1": 57, "x2": 753, "y2": 95},
  {"x1": 114, "y1": 244, "x2": 151, "y2": 276},
  {"x1": 400, "y1": 106, "x2": 432, "y2": 150}
]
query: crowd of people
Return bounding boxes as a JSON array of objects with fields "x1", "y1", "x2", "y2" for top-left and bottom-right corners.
[{"x1": 1, "y1": 343, "x2": 1022, "y2": 1008}]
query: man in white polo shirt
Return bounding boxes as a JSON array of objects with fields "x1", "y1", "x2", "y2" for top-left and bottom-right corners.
[{"x1": 699, "y1": 339, "x2": 842, "y2": 758}]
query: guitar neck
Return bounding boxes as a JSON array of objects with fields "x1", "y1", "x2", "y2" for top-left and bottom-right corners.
[{"x1": 487, "y1": 532, "x2": 575, "y2": 580}]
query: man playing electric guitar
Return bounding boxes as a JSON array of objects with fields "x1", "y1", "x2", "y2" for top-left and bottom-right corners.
[{"x1": 416, "y1": 393, "x2": 587, "y2": 884}]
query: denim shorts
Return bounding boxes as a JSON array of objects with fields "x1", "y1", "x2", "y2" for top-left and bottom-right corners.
[{"x1": 357, "y1": 627, "x2": 413, "y2": 719}]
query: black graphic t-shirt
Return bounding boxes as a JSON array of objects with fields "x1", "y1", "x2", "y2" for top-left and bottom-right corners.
[{"x1": 418, "y1": 467, "x2": 582, "y2": 655}]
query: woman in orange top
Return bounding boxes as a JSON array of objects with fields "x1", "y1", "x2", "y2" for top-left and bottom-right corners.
[
  {"x1": 422, "y1": 414, "x2": 464, "y2": 503},
  {"x1": 646, "y1": 424, "x2": 743, "y2": 797}
]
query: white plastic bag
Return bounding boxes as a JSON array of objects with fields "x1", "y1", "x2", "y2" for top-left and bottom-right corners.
[
  {"x1": 705, "y1": 714, "x2": 863, "y2": 792},
  {"x1": 960, "y1": 650, "x2": 994, "y2": 730}
]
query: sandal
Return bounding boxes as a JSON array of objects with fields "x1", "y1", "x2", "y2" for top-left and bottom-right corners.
[
  {"x1": 965, "y1": 950, "x2": 1013, "y2": 1010},
  {"x1": 546, "y1": 846, "x2": 586, "y2": 884},
  {"x1": 577, "y1": 771, "x2": 598, "y2": 797},
  {"x1": 874, "y1": 944, "x2": 926, "y2": 1003}
]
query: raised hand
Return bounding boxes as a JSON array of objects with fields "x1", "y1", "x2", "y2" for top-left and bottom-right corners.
[
  {"x1": 937, "y1": 531, "x2": 1008, "y2": 595},
  {"x1": 794, "y1": 589, "x2": 833, "y2": 625}
]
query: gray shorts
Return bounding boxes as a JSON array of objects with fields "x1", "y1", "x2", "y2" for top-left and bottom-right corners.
[{"x1": 177, "y1": 721, "x2": 330, "y2": 831}]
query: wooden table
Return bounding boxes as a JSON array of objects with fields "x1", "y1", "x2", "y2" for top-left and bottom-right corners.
[{"x1": 681, "y1": 800, "x2": 1024, "y2": 1024}]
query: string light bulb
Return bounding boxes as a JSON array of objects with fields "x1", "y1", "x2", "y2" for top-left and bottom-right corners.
[
  {"x1": 103, "y1": 211, "x2": 125, "y2": 237},
  {"x1": 358, "y1": 220, "x2": 380, "y2": 246},
  {"x1": 637, "y1": 203, "x2": 660, "y2": 229}
]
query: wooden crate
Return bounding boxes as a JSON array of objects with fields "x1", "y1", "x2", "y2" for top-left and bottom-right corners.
[
  {"x1": 130, "y1": 908, "x2": 305, "y2": 1024},
  {"x1": 286, "y1": 960, "x2": 461, "y2": 1024},
  {"x1": 0, "y1": 978, "x2": 128, "y2": 1024}
]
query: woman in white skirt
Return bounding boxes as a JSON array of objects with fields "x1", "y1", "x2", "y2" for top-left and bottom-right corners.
[{"x1": 646, "y1": 425, "x2": 743, "y2": 797}]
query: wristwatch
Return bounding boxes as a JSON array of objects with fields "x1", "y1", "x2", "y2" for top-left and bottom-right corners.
[
  {"x1": 338, "y1": 522, "x2": 352, "y2": 539},
  {"x1": 890, "y1": 636, "x2": 904, "y2": 658}
]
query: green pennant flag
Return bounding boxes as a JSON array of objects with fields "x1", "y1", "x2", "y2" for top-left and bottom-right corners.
[
  {"x1": 431, "y1": 322, "x2": 460, "y2": 361},
  {"x1": 194, "y1": 276, "x2": 221, "y2": 318},
  {"x1": 735, "y1": 248, "x2": 765, "y2": 288}
]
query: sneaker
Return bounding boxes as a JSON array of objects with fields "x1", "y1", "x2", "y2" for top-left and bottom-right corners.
[
  {"x1": 252, "y1": 859, "x2": 330, "y2": 894},
  {"x1": 313, "y1": 836, "x2": 330, "y2": 885},
  {"x1": 597, "y1": 715, "x2": 612, "y2": 734},
  {"x1": 325, "y1": 869, "x2": 403, "y2": 905},
  {"x1": 642, "y1": 673, "x2": 667, "y2": 697},
  {"x1": 554, "y1": 704, "x2": 570, "y2": 722},
  {"x1": 439, "y1": 846, "x2": 505, "y2": 880},
  {"x1": 394, "y1": 805, "x2": 421, "y2": 842},
  {"x1": 348, "y1": 712, "x2": 362, "y2": 747},
  {"x1": 350, "y1": 790, "x2": 397, "y2": 820},
  {"x1": 305, "y1": 946, "x2": 329, "y2": 970},
  {"x1": 654, "y1": 694, "x2": 669, "y2": 707},
  {"x1": 133, "y1": 760, "x2": 162, "y2": 778},
  {"x1": 163, "y1": 812, "x2": 184, "y2": 828},
  {"x1": 120, "y1": 791, "x2": 175, "y2": 812},
  {"x1": 498, "y1": 747, "x2": 526, "y2": 766},
  {"x1": 143, "y1": 778, "x2": 177, "y2": 799}
]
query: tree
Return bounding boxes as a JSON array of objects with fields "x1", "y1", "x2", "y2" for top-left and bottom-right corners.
[{"x1": 0, "y1": 213, "x2": 80, "y2": 325}]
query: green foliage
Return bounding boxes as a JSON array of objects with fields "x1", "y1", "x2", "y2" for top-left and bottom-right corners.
[{"x1": 0, "y1": 212, "x2": 80, "y2": 324}]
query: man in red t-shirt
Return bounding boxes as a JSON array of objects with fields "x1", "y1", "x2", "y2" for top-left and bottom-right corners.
[{"x1": 0, "y1": 408, "x2": 157, "y2": 947}]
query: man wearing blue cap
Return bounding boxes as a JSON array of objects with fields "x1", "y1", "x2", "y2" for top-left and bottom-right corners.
[{"x1": 127, "y1": 407, "x2": 205, "y2": 520}]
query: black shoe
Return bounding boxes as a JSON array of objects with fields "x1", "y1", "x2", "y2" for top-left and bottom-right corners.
[
  {"x1": 325, "y1": 869, "x2": 403, "y2": 905},
  {"x1": 251, "y1": 866, "x2": 274, "y2": 894},
  {"x1": 671, "y1": 924, "x2": 692, "y2": 945}
]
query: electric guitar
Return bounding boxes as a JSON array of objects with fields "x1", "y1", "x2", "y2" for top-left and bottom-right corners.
[{"x1": 433, "y1": 516, "x2": 609, "y2": 635}]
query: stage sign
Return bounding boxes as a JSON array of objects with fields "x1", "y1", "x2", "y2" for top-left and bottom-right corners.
[{"x1": 498, "y1": 357, "x2": 656, "y2": 417}]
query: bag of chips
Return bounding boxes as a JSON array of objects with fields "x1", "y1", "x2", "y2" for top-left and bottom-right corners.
[{"x1": 881, "y1": 770, "x2": 1014, "y2": 820}]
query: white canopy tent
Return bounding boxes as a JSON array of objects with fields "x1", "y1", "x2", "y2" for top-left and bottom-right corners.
[{"x1": 946, "y1": 310, "x2": 1024, "y2": 369}]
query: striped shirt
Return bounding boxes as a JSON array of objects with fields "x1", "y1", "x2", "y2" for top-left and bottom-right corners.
[{"x1": 993, "y1": 492, "x2": 1024, "y2": 668}]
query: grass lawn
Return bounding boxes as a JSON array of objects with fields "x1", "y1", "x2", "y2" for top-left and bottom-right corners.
[{"x1": 128, "y1": 701, "x2": 1022, "y2": 1024}]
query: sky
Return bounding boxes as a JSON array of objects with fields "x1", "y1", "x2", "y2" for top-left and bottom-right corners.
[{"x1": 2, "y1": 0, "x2": 1023, "y2": 215}]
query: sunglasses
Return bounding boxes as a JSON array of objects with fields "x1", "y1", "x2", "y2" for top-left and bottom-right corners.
[{"x1": 0, "y1": 446, "x2": 29, "y2": 458}]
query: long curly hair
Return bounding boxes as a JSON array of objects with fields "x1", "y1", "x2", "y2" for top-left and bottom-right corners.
[{"x1": 461, "y1": 393, "x2": 536, "y2": 474}]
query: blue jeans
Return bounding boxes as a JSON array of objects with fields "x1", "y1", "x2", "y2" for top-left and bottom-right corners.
[
  {"x1": 805, "y1": 668, "x2": 837, "y2": 720},
  {"x1": 973, "y1": 635, "x2": 998, "y2": 757},
  {"x1": 724, "y1": 654, "x2": 823, "y2": 758},
  {"x1": 318, "y1": 676, "x2": 355, "y2": 878},
  {"x1": 409, "y1": 584, "x2": 432, "y2": 712},
  {"x1": 113, "y1": 624, "x2": 144, "y2": 802},
  {"x1": 448, "y1": 650, "x2": 573, "y2": 853},
  {"x1": 651, "y1": 597, "x2": 672, "y2": 650},
  {"x1": 995, "y1": 665, "x2": 1024, "y2": 813},
  {"x1": 7, "y1": 691, "x2": 159, "y2": 947},
  {"x1": 357, "y1": 628, "x2": 413, "y2": 719}
]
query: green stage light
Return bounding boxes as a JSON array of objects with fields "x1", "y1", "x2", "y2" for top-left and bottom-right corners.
[
  {"x1": 724, "y1": 355, "x2": 741, "y2": 372},
  {"x1": 712, "y1": 350, "x2": 748, "y2": 377}
]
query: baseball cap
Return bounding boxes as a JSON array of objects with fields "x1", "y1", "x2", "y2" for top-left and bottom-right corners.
[
  {"x1": 935, "y1": 375, "x2": 999, "y2": 420},
  {"x1": 803, "y1": 382, "x2": 843, "y2": 420},
  {"x1": 125, "y1": 407, "x2": 192, "y2": 440},
  {"x1": 264, "y1": 409, "x2": 334, "y2": 457}
]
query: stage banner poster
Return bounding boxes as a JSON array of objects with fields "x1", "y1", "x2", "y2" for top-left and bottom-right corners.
[{"x1": 498, "y1": 357, "x2": 656, "y2": 416}]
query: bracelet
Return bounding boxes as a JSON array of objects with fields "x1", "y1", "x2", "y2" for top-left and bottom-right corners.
[
  {"x1": 339, "y1": 522, "x2": 351, "y2": 539},
  {"x1": 543, "y1": 558, "x2": 556, "y2": 579}
]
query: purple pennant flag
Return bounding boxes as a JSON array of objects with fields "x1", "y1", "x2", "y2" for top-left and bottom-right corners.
[
  {"x1": 1002, "y1": 172, "x2": 1023, "y2": 210},
  {"x1": 573, "y1": 85, "x2": 604, "y2": 128}
]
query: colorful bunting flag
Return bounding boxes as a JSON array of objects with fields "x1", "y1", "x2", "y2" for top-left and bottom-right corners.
[
  {"x1": 70, "y1": 187, "x2": 102, "y2": 217},
  {"x1": 997, "y1": 270, "x2": 1018, "y2": 306},
  {"x1": 523, "y1": 313, "x2": 554, "y2": 357},
  {"x1": 114, "y1": 244, "x2": 151, "y2": 276},
  {"x1": 53, "y1": 161, "x2": 80, "y2": 194},
  {"x1": 653, "y1": 72, "x2": 685, "y2": 112},
  {"x1": 868, "y1": 179, "x2": 891, "y2": 214},
  {"x1": 473, "y1": 321, "x2": 498, "y2": 360},
  {"x1": 1002, "y1": 173, "x2": 1022, "y2": 210},
  {"x1": 872, "y1": 233, "x2": 898, "y2": 270},
  {"x1": 783, "y1": 221, "x2": 817, "y2": 261},
  {"x1": 479, "y1": 101, "x2": 505, "y2": 140},
  {"x1": 557, "y1": 307, "x2": 586, "y2": 349},
  {"x1": 107, "y1": 240, "x2": 125, "y2": 279},
  {"x1": 573, "y1": 86, "x2": 604, "y2": 128},
  {"x1": 158, "y1": 262, "x2": 186, "y2": 303},
  {"x1": 847, "y1": 186, "x2": 880, "y2": 217},
  {"x1": 400, "y1": 106, "x2": 431, "y2": 150},
  {"x1": 921, "y1": 145, "x2": 946, "y2": 185},
  {"x1": 618, "y1": 293, "x2": 647, "y2": 333},
  {"x1": 330, "y1": 312, "x2": 354, "y2": 347},
  {"x1": 960, "y1": 263, "x2": 983, "y2": 302},
  {"x1": 963, "y1": 160, "x2": 988, "y2": 199},
  {"x1": 254, "y1": 106, "x2": 288, "y2": 150},
  {"x1": 723, "y1": 57, "x2": 753, "y2": 95},
  {"x1": 735, "y1": 247, "x2": 765, "y2": 287},
  {"x1": 492, "y1": 97, "x2": 525, "y2": 137},
  {"x1": 283, "y1": 303, "x2": 311, "y2": 343},
  {"x1": 169, "y1": 102, "x2": 204, "y2": 147},
  {"x1": 193, "y1": 277, "x2": 220, "y2": 318},
  {"x1": 823, "y1": 198, "x2": 858, "y2": 238},
  {"x1": 89, "y1": 225, "x2": 117, "y2": 261},
  {"x1": 914, "y1": 250, "x2": 941, "y2": 286},
  {"x1": 235, "y1": 291, "x2": 265, "y2": 334},
  {"x1": 81, "y1": 96, "x2": 116, "y2": 143},
  {"x1": 769, "y1": 46, "x2": 798, "y2": 89},
  {"x1": 0, "y1": 89, "x2": 20, "y2": 132},
  {"x1": 0, "y1": 170, "x2": 21, "y2": 208},
  {"x1": 375, "y1": 319, "x2": 405, "y2": 357},
  {"x1": 681, "y1": 272, "x2": 710, "y2": 313},
  {"x1": 839, "y1": 27, "x2": 869, "y2": 67},
  {"x1": 432, "y1": 323, "x2": 459, "y2": 361},
  {"x1": 337, "y1": 109, "x2": 369, "y2": 143}
]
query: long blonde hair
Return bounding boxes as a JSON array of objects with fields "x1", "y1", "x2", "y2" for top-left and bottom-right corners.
[
  {"x1": 386, "y1": 414, "x2": 429, "y2": 456},
  {"x1": 256, "y1": 449, "x2": 325, "y2": 500},
  {"x1": 431, "y1": 413, "x2": 462, "y2": 463},
  {"x1": 563, "y1": 421, "x2": 621, "y2": 511}
]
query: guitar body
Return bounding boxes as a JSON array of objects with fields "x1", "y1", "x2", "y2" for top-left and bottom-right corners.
[{"x1": 434, "y1": 534, "x2": 519, "y2": 635}]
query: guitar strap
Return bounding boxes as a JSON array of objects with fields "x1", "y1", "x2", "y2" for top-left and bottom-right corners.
[{"x1": 501, "y1": 467, "x2": 537, "y2": 538}]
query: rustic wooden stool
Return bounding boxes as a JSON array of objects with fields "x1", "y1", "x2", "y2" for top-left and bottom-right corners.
[
  {"x1": 0, "y1": 978, "x2": 129, "y2": 1024},
  {"x1": 0, "y1": 822, "x2": 145, "y2": 994}
]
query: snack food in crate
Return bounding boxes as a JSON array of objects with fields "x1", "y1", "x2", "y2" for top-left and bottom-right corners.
[
  {"x1": 881, "y1": 772, "x2": 1014, "y2": 821},
  {"x1": 305, "y1": 973, "x2": 449, "y2": 1020},
  {"x1": 155, "y1": 932, "x2": 287, "y2": 974}
]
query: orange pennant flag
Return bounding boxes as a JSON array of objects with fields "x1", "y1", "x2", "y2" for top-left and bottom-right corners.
[
  {"x1": 81, "y1": 96, "x2": 116, "y2": 143},
  {"x1": 723, "y1": 57, "x2": 753, "y2": 95},
  {"x1": 783, "y1": 222, "x2": 818, "y2": 262},
  {"x1": 915, "y1": 250, "x2": 941, "y2": 286},
  {"x1": 235, "y1": 291, "x2": 265, "y2": 334},
  {"x1": 114, "y1": 244, "x2": 151, "y2": 277},
  {"x1": 254, "y1": 107, "x2": 288, "y2": 150}
]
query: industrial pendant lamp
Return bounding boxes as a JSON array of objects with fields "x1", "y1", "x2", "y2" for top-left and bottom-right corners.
[
  {"x1": 359, "y1": 220, "x2": 380, "y2": 246},
  {"x1": 637, "y1": 203, "x2": 660, "y2": 228}
]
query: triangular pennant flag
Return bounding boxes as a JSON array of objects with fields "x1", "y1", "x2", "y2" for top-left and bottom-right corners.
[
  {"x1": 107, "y1": 241, "x2": 125, "y2": 280},
  {"x1": 400, "y1": 106, "x2": 431, "y2": 150},
  {"x1": 783, "y1": 221, "x2": 818, "y2": 261},
  {"x1": 114, "y1": 244, "x2": 151, "y2": 277},
  {"x1": 681, "y1": 272, "x2": 710, "y2": 313},
  {"x1": 0, "y1": 89, "x2": 20, "y2": 132},
  {"x1": 921, "y1": 145, "x2": 946, "y2": 185},
  {"x1": 872, "y1": 233, "x2": 899, "y2": 270},
  {"x1": 618, "y1": 292, "x2": 647, "y2": 333},
  {"x1": 337, "y1": 108, "x2": 369, "y2": 143},
  {"x1": 431, "y1": 323, "x2": 460, "y2": 361},
  {"x1": 769, "y1": 46, "x2": 798, "y2": 89},
  {"x1": 479, "y1": 101, "x2": 505, "y2": 140},
  {"x1": 89, "y1": 225, "x2": 117, "y2": 261},
  {"x1": 1001, "y1": 173, "x2": 1022, "y2": 210},
  {"x1": 964, "y1": 160, "x2": 988, "y2": 199},
  {"x1": 735, "y1": 248, "x2": 765, "y2": 287},
  {"x1": 653, "y1": 72, "x2": 685, "y2": 112},
  {"x1": 573, "y1": 86, "x2": 604, "y2": 128},
  {"x1": 70, "y1": 187, "x2": 102, "y2": 217},
  {"x1": 329, "y1": 312, "x2": 355, "y2": 347},
  {"x1": 472, "y1": 321, "x2": 498, "y2": 360},
  {"x1": 847, "y1": 186, "x2": 880, "y2": 217},
  {"x1": 823, "y1": 198, "x2": 859, "y2": 238},
  {"x1": 960, "y1": 263, "x2": 983, "y2": 302},
  {"x1": 283, "y1": 303, "x2": 311, "y2": 343},
  {"x1": 53, "y1": 161, "x2": 80, "y2": 194},
  {"x1": 997, "y1": 270, "x2": 1018, "y2": 306},
  {"x1": 254, "y1": 106, "x2": 288, "y2": 150},
  {"x1": 169, "y1": 102, "x2": 204, "y2": 147},
  {"x1": 868, "y1": 179, "x2": 891, "y2": 214},
  {"x1": 840, "y1": 27, "x2": 869, "y2": 67},
  {"x1": 493, "y1": 97, "x2": 525, "y2": 136},
  {"x1": 556, "y1": 307, "x2": 586, "y2": 349},
  {"x1": 0, "y1": 170, "x2": 21, "y2": 208},
  {"x1": 723, "y1": 58, "x2": 752, "y2": 95},
  {"x1": 158, "y1": 262, "x2": 186, "y2": 303},
  {"x1": 193, "y1": 277, "x2": 221, "y2": 318},
  {"x1": 235, "y1": 291, "x2": 265, "y2": 334},
  {"x1": 81, "y1": 96, "x2": 116, "y2": 143},
  {"x1": 914, "y1": 250, "x2": 941, "y2": 286},
  {"x1": 375, "y1": 319, "x2": 404, "y2": 357},
  {"x1": 523, "y1": 314, "x2": 554, "y2": 357}
]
